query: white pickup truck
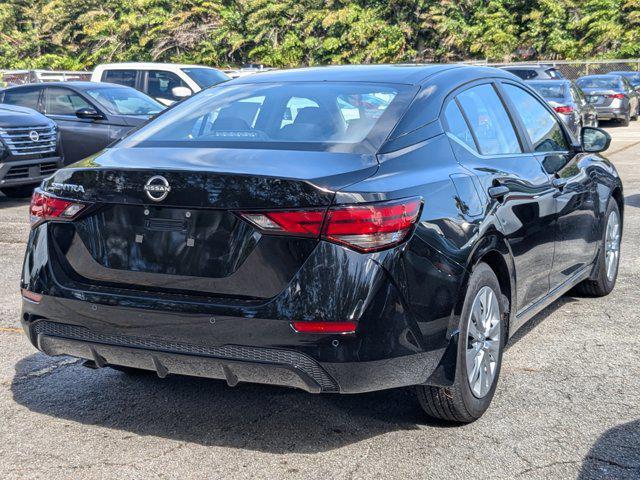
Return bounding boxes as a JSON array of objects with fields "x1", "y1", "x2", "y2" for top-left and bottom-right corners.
[{"x1": 91, "y1": 62, "x2": 230, "y2": 105}]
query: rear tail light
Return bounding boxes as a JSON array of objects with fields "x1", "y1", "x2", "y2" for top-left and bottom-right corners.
[
  {"x1": 240, "y1": 197, "x2": 422, "y2": 253},
  {"x1": 553, "y1": 105, "x2": 574, "y2": 114},
  {"x1": 30, "y1": 191, "x2": 86, "y2": 227},
  {"x1": 608, "y1": 93, "x2": 625, "y2": 99}
]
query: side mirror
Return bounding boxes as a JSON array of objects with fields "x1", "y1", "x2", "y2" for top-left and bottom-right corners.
[
  {"x1": 171, "y1": 86, "x2": 192, "y2": 99},
  {"x1": 76, "y1": 108, "x2": 104, "y2": 120},
  {"x1": 581, "y1": 126, "x2": 611, "y2": 153}
]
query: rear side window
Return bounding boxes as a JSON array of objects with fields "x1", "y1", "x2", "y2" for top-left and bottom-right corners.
[
  {"x1": 102, "y1": 70, "x2": 137, "y2": 88},
  {"x1": 443, "y1": 101, "x2": 477, "y2": 152},
  {"x1": 43, "y1": 87, "x2": 92, "y2": 115},
  {"x1": 456, "y1": 84, "x2": 521, "y2": 155},
  {"x1": 502, "y1": 84, "x2": 569, "y2": 152},
  {"x1": 2, "y1": 87, "x2": 41, "y2": 110}
]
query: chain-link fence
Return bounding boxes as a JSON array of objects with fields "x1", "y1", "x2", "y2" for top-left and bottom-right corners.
[
  {"x1": 471, "y1": 59, "x2": 640, "y2": 80},
  {"x1": 0, "y1": 69, "x2": 91, "y2": 87}
]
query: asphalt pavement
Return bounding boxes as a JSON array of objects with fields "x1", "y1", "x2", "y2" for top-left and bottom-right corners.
[{"x1": 1, "y1": 122, "x2": 639, "y2": 479}]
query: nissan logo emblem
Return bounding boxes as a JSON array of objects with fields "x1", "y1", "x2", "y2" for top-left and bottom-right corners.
[
  {"x1": 143, "y1": 175, "x2": 171, "y2": 202},
  {"x1": 29, "y1": 130, "x2": 40, "y2": 142}
]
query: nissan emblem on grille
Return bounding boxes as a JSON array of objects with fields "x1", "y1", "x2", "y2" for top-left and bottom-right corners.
[
  {"x1": 29, "y1": 130, "x2": 40, "y2": 142},
  {"x1": 143, "y1": 175, "x2": 171, "y2": 202}
]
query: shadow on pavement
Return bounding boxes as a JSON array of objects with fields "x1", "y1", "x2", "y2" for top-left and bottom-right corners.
[
  {"x1": 0, "y1": 193, "x2": 30, "y2": 209},
  {"x1": 625, "y1": 194, "x2": 640, "y2": 209},
  {"x1": 578, "y1": 420, "x2": 640, "y2": 479},
  {"x1": 11, "y1": 353, "x2": 452, "y2": 453},
  {"x1": 507, "y1": 295, "x2": 578, "y2": 348}
]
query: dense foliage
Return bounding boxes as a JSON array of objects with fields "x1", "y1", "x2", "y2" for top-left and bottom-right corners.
[{"x1": 1, "y1": 0, "x2": 639, "y2": 70}]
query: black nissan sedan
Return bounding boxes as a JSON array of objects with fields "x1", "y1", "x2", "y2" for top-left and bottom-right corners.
[{"x1": 20, "y1": 65, "x2": 623, "y2": 423}]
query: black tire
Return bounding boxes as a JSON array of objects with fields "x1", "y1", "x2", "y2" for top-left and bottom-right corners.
[
  {"x1": 1, "y1": 184, "x2": 37, "y2": 198},
  {"x1": 572, "y1": 198, "x2": 621, "y2": 297},
  {"x1": 416, "y1": 263, "x2": 507, "y2": 423},
  {"x1": 620, "y1": 111, "x2": 630, "y2": 126}
]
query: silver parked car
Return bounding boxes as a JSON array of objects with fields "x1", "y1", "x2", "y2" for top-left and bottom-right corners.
[
  {"x1": 527, "y1": 80, "x2": 598, "y2": 138},
  {"x1": 576, "y1": 74, "x2": 640, "y2": 126}
]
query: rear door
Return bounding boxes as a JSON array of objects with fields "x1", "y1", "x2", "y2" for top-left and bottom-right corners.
[
  {"x1": 443, "y1": 82, "x2": 556, "y2": 313},
  {"x1": 42, "y1": 87, "x2": 110, "y2": 164},
  {"x1": 500, "y1": 82, "x2": 599, "y2": 289}
]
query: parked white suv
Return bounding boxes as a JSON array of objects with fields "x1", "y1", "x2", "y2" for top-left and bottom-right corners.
[{"x1": 91, "y1": 63, "x2": 230, "y2": 105}]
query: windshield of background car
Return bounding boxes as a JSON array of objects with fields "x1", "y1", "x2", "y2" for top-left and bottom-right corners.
[
  {"x1": 576, "y1": 77, "x2": 623, "y2": 90},
  {"x1": 181, "y1": 68, "x2": 231, "y2": 88},
  {"x1": 86, "y1": 87, "x2": 164, "y2": 116},
  {"x1": 118, "y1": 82, "x2": 416, "y2": 153},
  {"x1": 529, "y1": 82, "x2": 566, "y2": 99}
]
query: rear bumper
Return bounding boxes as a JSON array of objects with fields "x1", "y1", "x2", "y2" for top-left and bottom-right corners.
[
  {"x1": 0, "y1": 156, "x2": 62, "y2": 187},
  {"x1": 20, "y1": 220, "x2": 460, "y2": 394},
  {"x1": 593, "y1": 106, "x2": 627, "y2": 120},
  {"x1": 24, "y1": 316, "x2": 445, "y2": 394}
]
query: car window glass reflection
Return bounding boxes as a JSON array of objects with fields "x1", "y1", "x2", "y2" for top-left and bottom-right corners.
[
  {"x1": 44, "y1": 87, "x2": 92, "y2": 115},
  {"x1": 503, "y1": 84, "x2": 568, "y2": 153},
  {"x1": 444, "y1": 101, "x2": 477, "y2": 152},
  {"x1": 456, "y1": 84, "x2": 521, "y2": 155}
]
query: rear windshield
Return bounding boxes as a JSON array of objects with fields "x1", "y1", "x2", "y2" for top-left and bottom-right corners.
[
  {"x1": 119, "y1": 82, "x2": 415, "y2": 153},
  {"x1": 528, "y1": 82, "x2": 566, "y2": 99},
  {"x1": 576, "y1": 77, "x2": 622, "y2": 89},
  {"x1": 614, "y1": 72, "x2": 640, "y2": 86}
]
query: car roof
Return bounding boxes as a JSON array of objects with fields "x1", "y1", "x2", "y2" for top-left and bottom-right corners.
[
  {"x1": 527, "y1": 79, "x2": 570, "y2": 85},
  {"x1": 226, "y1": 64, "x2": 518, "y2": 86},
  {"x1": 578, "y1": 74, "x2": 621, "y2": 79},
  {"x1": 502, "y1": 64, "x2": 555, "y2": 70},
  {"x1": 94, "y1": 62, "x2": 212, "y2": 70},
  {"x1": 228, "y1": 64, "x2": 462, "y2": 85},
  {"x1": 609, "y1": 71, "x2": 639, "y2": 75}
]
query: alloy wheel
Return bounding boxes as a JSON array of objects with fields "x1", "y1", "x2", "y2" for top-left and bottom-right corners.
[
  {"x1": 465, "y1": 286, "x2": 501, "y2": 398},
  {"x1": 605, "y1": 210, "x2": 621, "y2": 282}
]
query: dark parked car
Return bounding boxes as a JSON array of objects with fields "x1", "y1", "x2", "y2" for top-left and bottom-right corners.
[
  {"x1": 0, "y1": 104, "x2": 62, "y2": 198},
  {"x1": 20, "y1": 65, "x2": 623, "y2": 423},
  {"x1": 501, "y1": 64, "x2": 564, "y2": 80},
  {"x1": 576, "y1": 74, "x2": 640, "y2": 125},
  {"x1": 0, "y1": 82, "x2": 163, "y2": 164},
  {"x1": 609, "y1": 71, "x2": 640, "y2": 91},
  {"x1": 527, "y1": 79, "x2": 598, "y2": 137}
]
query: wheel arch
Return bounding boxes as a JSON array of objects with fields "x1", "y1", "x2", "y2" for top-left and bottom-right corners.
[
  {"x1": 611, "y1": 186, "x2": 624, "y2": 229},
  {"x1": 452, "y1": 231, "x2": 517, "y2": 339}
]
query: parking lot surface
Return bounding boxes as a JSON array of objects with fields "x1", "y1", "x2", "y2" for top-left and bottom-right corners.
[{"x1": 1, "y1": 122, "x2": 639, "y2": 480}]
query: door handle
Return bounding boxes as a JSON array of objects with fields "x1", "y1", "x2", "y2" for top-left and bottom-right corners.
[
  {"x1": 488, "y1": 185, "x2": 510, "y2": 200},
  {"x1": 552, "y1": 177, "x2": 568, "y2": 191}
]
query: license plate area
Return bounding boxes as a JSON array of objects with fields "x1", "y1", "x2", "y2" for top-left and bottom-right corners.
[{"x1": 71, "y1": 204, "x2": 260, "y2": 278}]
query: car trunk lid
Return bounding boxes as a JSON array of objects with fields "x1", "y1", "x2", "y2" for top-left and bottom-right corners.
[{"x1": 44, "y1": 147, "x2": 378, "y2": 300}]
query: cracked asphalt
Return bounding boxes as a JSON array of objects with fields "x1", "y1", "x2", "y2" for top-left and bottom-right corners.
[{"x1": 1, "y1": 122, "x2": 639, "y2": 480}]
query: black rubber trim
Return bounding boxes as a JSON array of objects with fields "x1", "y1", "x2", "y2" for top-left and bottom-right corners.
[{"x1": 32, "y1": 321, "x2": 339, "y2": 392}]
